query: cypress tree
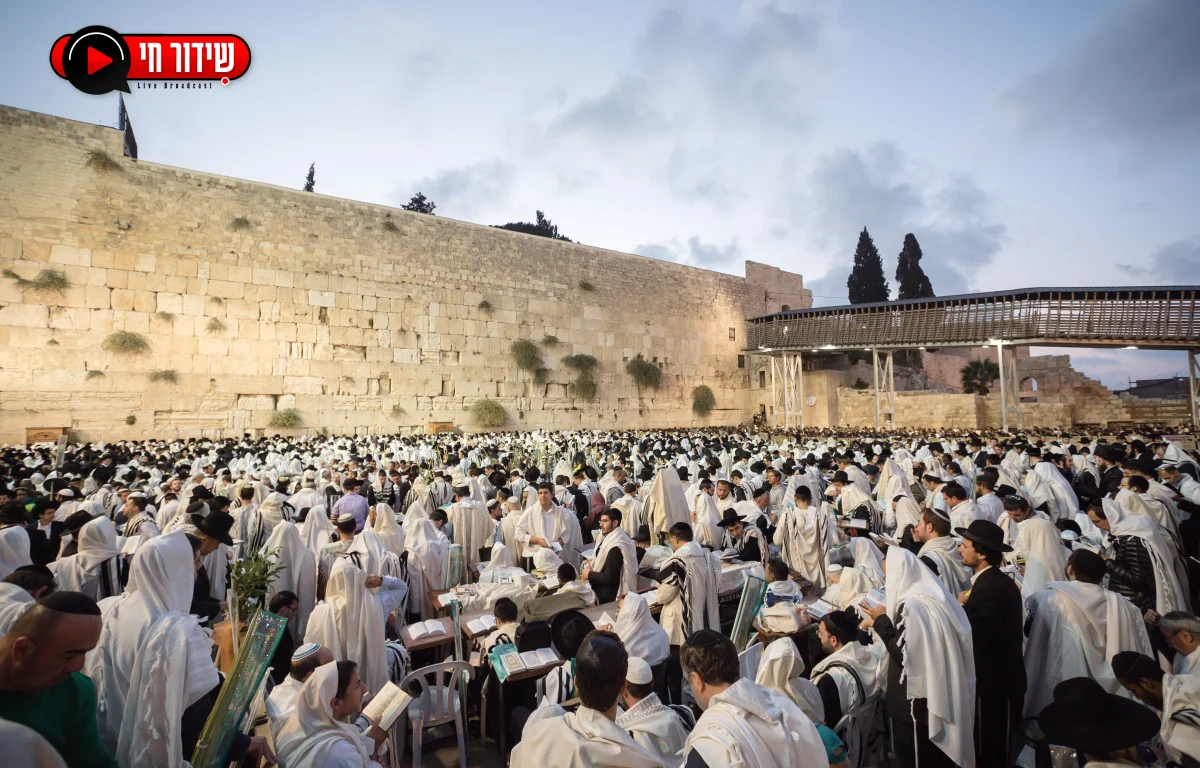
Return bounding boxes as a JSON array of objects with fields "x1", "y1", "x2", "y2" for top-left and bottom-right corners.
[
  {"x1": 846, "y1": 227, "x2": 889, "y2": 304},
  {"x1": 303, "y1": 163, "x2": 315, "y2": 193},
  {"x1": 895, "y1": 233, "x2": 935, "y2": 299}
]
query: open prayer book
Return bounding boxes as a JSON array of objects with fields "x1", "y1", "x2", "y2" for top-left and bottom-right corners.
[
  {"x1": 869, "y1": 531, "x2": 900, "y2": 548},
  {"x1": 466, "y1": 614, "x2": 497, "y2": 635},
  {"x1": 579, "y1": 548, "x2": 596, "y2": 561},
  {"x1": 407, "y1": 619, "x2": 446, "y2": 640},
  {"x1": 804, "y1": 599, "x2": 836, "y2": 620},
  {"x1": 595, "y1": 611, "x2": 616, "y2": 628},
  {"x1": 860, "y1": 589, "x2": 886, "y2": 609},
  {"x1": 362, "y1": 681, "x2": 415, "y2": 731},
  {"x1": 540, "y1": 574, "x2": 561, "y2": 590},
  {"x1": 518, "y1": 648, "x2": 559, "y2": 669}
]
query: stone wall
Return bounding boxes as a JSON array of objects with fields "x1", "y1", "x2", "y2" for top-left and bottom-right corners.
[
  {"x1": 0, "y1": 105, "x2": 811, "y2": 442},
  {"x1": 835, "y1": 389, "x2": 980, "y2": 428}
]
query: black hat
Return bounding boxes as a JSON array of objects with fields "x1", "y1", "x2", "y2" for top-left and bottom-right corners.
[
  {"x1": 64, "y1": 510, "x2": 94, "y2": 532},
  {"x1": 832, "y1": 471, "x2": 849, "y2": 484},
  {"x1": 752, "y1": 486, "x2": 769, "y2": 499},
  {"x1": 192, "y1": 509, "x2": 235, "y2": 547},
  {"x1": 551, "y1": 609, "x2": 594, "y2": 660},
  {"x1": 955, "y1": 519, "x2": 1013, "y2": 553},
  {"x1": 1093, "y1": 444, "x2": 1123, "y2": 463},
  {"x1": 634, "y1": 524, "x2": 652, "y2": 543},
  {"x1": 716, "y1": 508, "x2": 743, "y2": 528},
  {"x1": 1038, "y1": 677, "x2": 1160, "y2": 753}
]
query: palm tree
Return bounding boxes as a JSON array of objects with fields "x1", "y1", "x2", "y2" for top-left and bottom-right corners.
[{"x1": 961, "y1": 359, "x2": 1000, "y2": 395}]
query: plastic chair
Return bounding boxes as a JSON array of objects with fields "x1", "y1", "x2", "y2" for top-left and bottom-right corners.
[
  {"x1": 398, "y1": 660, "x2": 474, "y2": 768},
  {"x1": 738, "y1": 641, "x2": 763, "y2": 681}
]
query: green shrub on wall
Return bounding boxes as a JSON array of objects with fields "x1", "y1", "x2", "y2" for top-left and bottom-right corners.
[{"x1": 692, "y1": 385, "x2": 716, "y2": 417}]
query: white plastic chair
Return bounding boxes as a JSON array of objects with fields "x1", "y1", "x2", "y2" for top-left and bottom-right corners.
[
  {"x1": 397, "y1": 660, "x2": 474, "y2": 768},
  {"x1": 738, "y1": 641, "x2": 763, "y2": 681}
]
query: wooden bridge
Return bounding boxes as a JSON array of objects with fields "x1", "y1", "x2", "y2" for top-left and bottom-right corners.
[{"x1": 744, "y1": 287, "x2": 1200, "y2": 430}]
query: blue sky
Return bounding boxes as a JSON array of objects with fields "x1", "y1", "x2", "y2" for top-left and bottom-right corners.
[{"x1": 3, "y1": 1, "x2": 1198, "y2": 388}]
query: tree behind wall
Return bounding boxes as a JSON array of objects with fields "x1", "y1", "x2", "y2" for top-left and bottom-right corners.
[
  {"x1": 895, "y1": 233, "x2": 934, "y2": 300},
  {"x1": 303, "y1": 163, "x2": 315, "y2": 193},
  {"x1": 495, "y1": 210, "x2": 572, "y2": 242},
  {"x1": 402, "y1": 193, "x2": 437, "y2": 215},
  {"x1": 961, "y1": 359, "x2": 1000, "y2": 395},
  {"x1": 847, "y1": 227, "x2": 889, "y2": 304}
]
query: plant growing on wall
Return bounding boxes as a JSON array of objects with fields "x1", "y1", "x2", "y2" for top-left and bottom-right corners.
[
  {"x1": 86, "y1": 370, "x2": 105, "y2": 380},
  {"x1": 268, "y1": 409, "x2": 303, "y2": 428},
  {"x1": 3, "y1": 268, "x2": 71, "y2": 295},
  {"x1": 563, "y1": 354, "x2": 599, "y2": 402},
  {"x1": 229, "y1": 548, "x2": 285, "y2": 622},
  {"x1": 102, "y1": 331, "x2": 150, "y2": 355},
  {"x1": 478, "y1": 300, "x2": 492, "y2": 313},
  {"x1": 205, "y1": 317, "x2": 227, "y2": 334},
  {"x1": 383, "y1": 220, "x2": 399, "y2": 233},
  {"x1": 626, "y1": 355, "x2": 662, "y2": 394},
  {"x1": 148, "y1": 369, "x2": 178, "y2": 384},
  {"x1": 511, "y1": 339, "x2": 543, "y2": 373},
  {"x1": 156, "y1": 311, "x2": 175, "y2": 321},
  {"x1": 541, "y1": 334, "x2": 559, "y2": 346},
  {"x1": 230, "y1": 217, "x2": 251, "y2": 230},
  {"x1": 86, "y1": 149, "x2": 122, "y2": 172},
  {"x1": 125, "y1": 414, "x2": 137, "y2": 425},
  {"x1": 692, "y1": 385, "x2": 716, "y2": 417},
  {"x1": 578, "y1": 280, "x2": 595, "y2": 292},
  {"x1": 471, "y1": 398, "x2": 508, "y2": 429},
  {"x1": 961, "y1": 359, "x2": 1000, "y2": 395}
]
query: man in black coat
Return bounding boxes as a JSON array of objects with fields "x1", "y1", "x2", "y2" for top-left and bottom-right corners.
[
  {"x1": 1094, "y1": 444, "x2": 1126, "y2": 499},
  {"x1": 25, "y1": 503, "x2": 66, "y2": 566},
  {"x1": 956, "y1": 519, "x2": 1026, "y2": 768}
]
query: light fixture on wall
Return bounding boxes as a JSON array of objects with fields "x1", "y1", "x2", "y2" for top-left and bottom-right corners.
[{"x1": 1124, "y1": 345, "x2": 1138, "y2": 350}]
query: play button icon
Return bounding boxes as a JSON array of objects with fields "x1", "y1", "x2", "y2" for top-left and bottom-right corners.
[
  {"x1": 62, "y1": 25, "x2": 131, "y2": 95},
  {"x1": 87, "y1": 47, "x2": 112, "y2": 75}
]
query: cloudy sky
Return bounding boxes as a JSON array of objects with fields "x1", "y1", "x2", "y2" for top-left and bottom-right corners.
[{"x1": 4, "y1": 1, "x2": 1198, "y2": 388}]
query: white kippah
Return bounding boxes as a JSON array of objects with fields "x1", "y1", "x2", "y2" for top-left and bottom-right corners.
[
  {"x1": 337, "y1": 512, "x2": 356, "y2": 523},
  {"x1": 827, "y1": 564, "x2": 844, "y2": 574},
  {"x1": 626, "y1": 657, "x2": 653, "y2": 685},
  {"x1": 292, "y1": 642, "x2": 320, "y2": 661}
]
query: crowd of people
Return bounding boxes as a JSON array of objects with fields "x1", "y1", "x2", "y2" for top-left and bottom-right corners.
[{"x1": 0, "y1": 425, "x2": 1199, "y2": 767}]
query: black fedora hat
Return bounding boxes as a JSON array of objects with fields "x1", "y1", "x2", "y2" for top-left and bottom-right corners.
[
  {"x1": 954, "y1": 519, "x2": 1013, "y2": 553},
  {"x1": 551, "y1": 609, "x2": 594, "y2": 660},
  {"x1": 831, "y1": 471, "x2": 849, "y2": 485},
  {"x1": 716, "y1": 508, "x2": 743, "y2": 529},
  {"x1": 192, "y1": 509, "x2": 235, "y2": 547},
  {"x1": 1038, "y1": 677, "x2": 1160, "y2": 753}
]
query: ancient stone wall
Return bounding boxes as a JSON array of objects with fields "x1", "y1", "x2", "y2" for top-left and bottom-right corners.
[
  {"x1": 0, "y1": 106, "x2": 811, "y2": 443},
  {"x1": 835, "y1": 389, "x2": 980, "y2": 428}
]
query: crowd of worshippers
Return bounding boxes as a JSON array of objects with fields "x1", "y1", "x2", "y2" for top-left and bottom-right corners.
[{"x1": 0, "y1": 428, "x2": 1199, "y2": 767}]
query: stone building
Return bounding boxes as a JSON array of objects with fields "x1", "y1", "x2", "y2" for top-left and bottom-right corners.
[{"x1": 0, "y1": 105, "x2": 812, "y2": 443}]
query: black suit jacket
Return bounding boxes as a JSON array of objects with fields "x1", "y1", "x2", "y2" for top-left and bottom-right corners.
[
  {"x1": 963, "y1": 566, "x2": 1026, "y2": 699},
  {"x1": 1100, "y1": 466, "x2": 1124, "y2": 499},
  {"x1": 26, "y1": 521, "x2": 65, "y2": 566}
]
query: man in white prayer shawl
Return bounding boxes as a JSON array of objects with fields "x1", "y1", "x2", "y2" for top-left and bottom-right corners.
[
  {"x1": 754, "y1": 637, "x2": 825, "y2": 727},
  {"x1": 404, "y1": 518, "x2": 448, "y2": 620},
  {"x1": 609, "y1": 592, "x2": 670, "y2": 669},
  {"x1": 612, "y1": 482, "x2": 645, "y2": 540},
  {"x1": 585, "y1": 508, "x2": 639, "y2": 605},
  {"x1": 773, "y1": 485, "x2": 836, "y2": 589},
  {"x1": 447, "y1": 484, "x2": 491, "y2": 570},
  {"x1": 515, "y1": 482, "x2": 583, "y2": 570},
  {"x1": 1023, "y1": 549, "x2": 1153, "y2": 729},
  {"x1": 303, "y1": 559, "x2": 390, "y2": 698},
  {"x1": 300, "y1": 503, "x2": 335, "y2": 564},
  {"x1": 847, "y1": 537, "x2": 885, "y2": 590},
  {"x1": 1089, "y1": 498, "x2": 1189, "y2": 617},
  {"x1": 681, "y1": 628, "x2": 826, "y2": 768},
  {"x1": 942, "y1": 482, "x2": 980, "y2": 531},
  {"x1": 911, "y1": 506, "x2": 973, "y2": 596},
  {"x1": 690, "y1": 482, "x2": 722, "y2": 549},
  {"x1": 368, "y1": 502, "x2": 404, "y2": 558},
  {"x1": 1110, "y1": 651, "x2": 1200, "y2": 766},
  {"x1": 514, "y1": 631, "x2": 664, "y2": 768},
  {"x1": 859, "y1": 546, "x2": 975, "y2": 768},
  {"x1": 47, "y1": 516, "x2": 123, "y2": 602},
  {"x1": 656, "y1": 521, "x2": 720, "y2": 704},
  {"x1": 811, "y1": 609, "x2": 887, "y2": 766},
  {"x1": 265, "y1": 521, "x2": 318, "y2": 643},
  {"x1": 616, "y1": 657, "x2": 692, "y2": 768},
  {"x1": 1033, "y1": 459, "x2": 1079, "y2": 522},
  {"x1": 267, "y1": 643, "x2": 335, "y2": 740},
  {"x1": 644, "y1": 469, "x2": 692, "y2": 542},
  {"x1": 1011, "y1": 514, "x2": 1069, "y2": 600},
  {"x1": 275, "y1": 660, "x2": 388, "y2": 768}
]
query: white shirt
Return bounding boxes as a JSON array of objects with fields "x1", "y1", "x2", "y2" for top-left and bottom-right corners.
[
  {"x1": 266, "y1": 676, "x2": 305, "y2": 739},
  {"x1": 970, "y1": 565, "x2": 993, "y2": 586},
  {"x1": 1174, "y1": 645, "x2": 1200, "y2": 676}
]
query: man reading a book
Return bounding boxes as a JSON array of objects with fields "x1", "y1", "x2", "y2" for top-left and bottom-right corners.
[
  {"x1": 266, "y1": 642, "x2": 334, "y2": 740},
  {"x1": 513, "y1": 630, "x2": 664, "y2": 767}
]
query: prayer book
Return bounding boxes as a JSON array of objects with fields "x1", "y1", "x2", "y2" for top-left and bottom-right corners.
[
  {"x1": 408, "y1": 620, "x2": 446, "y2": 640},
  {"x1": 596, "y1": 611, "x2": 616, "y2": 628},
  {"x1": 362, "y1": 681, "x2": 414, "y2": 731},
  {"x1": 845, "y1": 518, "x2": 869, "y2": 530},
  {"x1": 869, "y1": 531, "x2": 899, "y2": 548},
  {"x1": 550, "y1": 542, "x2": 563, "y2": 553},
  {"x1": 860, "y1": 589, "x2": 886, "y2": 609},
  {"x1": 580, "y1": 547, "x2": 596, "y2": 561},
  {"x1": 498, "y1": 650, "x2": 525, "y2": 677},
  {"x1": 804, "y1": 599, "x2": 836, "y2": 620},
  {"x1": 518, "y1": 648, "x2": 558, "y2": 669},
  {"x1": 467, "y1": 615, "x2": 497, "y2": 635},
  {"x1": 541, "y1": 574, "x2": 561, "y2": 590}
]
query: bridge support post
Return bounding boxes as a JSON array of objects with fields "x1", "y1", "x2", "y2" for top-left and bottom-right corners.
[
  {"x1": 872, "y1": 349, "x2": 895, "y2": 429},
  {"x1": 769, "y1": 356, "x2": 778, "y2": 428},
  {"x1": 1189, "y1": 349, "x2": 1200, "y2": 428},
  {"x1": 777, "y1": 352, "x2": 804, "y2": 429},
  {"x1": 996, "y1": 342, "x2": 1022, "y2": 432}
]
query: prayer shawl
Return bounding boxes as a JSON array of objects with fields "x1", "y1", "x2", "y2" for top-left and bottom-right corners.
[
  {"x1": 1165, "y1": 442, "x2": 1200, "y2": 478},
  {"x1": 513, "y1": 703, "x2": 664, "y2": 768},
  {"x1": 884, "y1": 546, "x2": 976, "y2": 768},
  {"x1": 1162, "y1": 673, "x2": 1200, "y2": 765},
  {"x1": 948, "y1": 499, "x2": 980, "y2": 532},
  {"x1": 448, "y1": 497, "x2": 491, "y2": 569},
  {"x1": 276, "y1": 662, "x2": 373, "y2": 768},
  {"x1": 645, "y1": 469, "x2": 691, "y2": 537},
  {"x1": 370, "y1": 502, "x2": 405, "y2": 558},
  {"x1": 828, "y1": 567, "x2": 872, "y2": 611},
  {"x1": 231, "y1": 503, "x2": 267, "y2": 560},
  {"x1": 615, "y1": 592, "x2": 670, "y2": 667},
  {"x1": 755, "y1": 639, "x2": 825, "y2": 725},
  {"x1": 122, "y1": 511, "x2": 160, "y2": 540},
  {"x1": 691, "y1": 492, "x2": 722, "y2": 549},
  {"x1": 837, "y1": 485, "x2": 882, "y2": 533},
  {"x1": 1103, "y1": 498, "x2": 1189, "y2": 614},
  {"x1": 876, "y1": 458, "x2": 913, "y2": 506},
  {"x1": 1072, "y1": 454, "x2": 1101, "y2": 487},
  {"x1": 86, "y1": 532, "x2": 198, "y2": 752},
  {"x1": 849, "y1": 538, "x2": 885, "y2": 589},
  {"x1": 657, "y1": 541, "x2": 721, "y2": 645},
  {"x1": 1023, "y1": 581, "x2": 1152, "y2": 721},
  {"x1": 405, "y1": 518, "x2": 448, "y2": 619},
  {"x1": 153, "y1": 500, "x2": 181, "y2": 532},
  {"x1": 810, "y1": 640, "x2": 885, "y2": 718},
  {"x1": 616, "y1": 694, "x2": 691, "y2": 768},
  {"x1": 772, "y1": 505, "x2": 835, "y2": 589},
  {"x1": 403, "y1": 498, "x2": 431, "y2": 536},
  {"x1": 264, "y1": 521, "x2": 317, "y2": 642},
  {"x1": 299, "y1": 503, "x2": 334, "y2": 565},
  {"x1": 1119, "y1": 488, "x2": 1184, "y2": 556},
  {"x1": 737, "y1": 523, "x2": 770, "y2": 566},
  {"x1": 917, "y1": 536, "x2": 971, "y2": 596},
  {"x1": 0, "y1": 720, "x2": 67, "y2": 768},
  {"x1": 0, "y1": 582, "x2": 34, "y2": 634},
  {"x1": 593, "y1": 526, "x2": 639, "y2": 599},
  {"x1": 515, "y1": 503, "x2": 584, "y2": 569},
  {"x1": 48, "y1": 516, "x2": 123, "y2": 601},
  {"x1": 479, "y1": 544, "x2": 537, "y2": 585},
  {"x1": 613, "y1": 495, "x2": 645, "y2": 539},
  {"x1": 1034, "y1": 461, "x2": 1079, "y2": 521},
  {"x1": 893, "y1": 495, "x2": 923, "y2": 536},
  {"x1": 116, "y1": 612, "x2": 218, "y2": 768},
  {"x1": 303, "y1": 558, "x2": 389, "y2": 696},
  {"x1": 1012, "y1": 516, "x2": 1068, "y2": 599},
  {"x1": 1023, "y1": 469, "x2": 1058, "y2": 521},
  {"x1": 684, "y1": 678, "x2": 825, "y2": 768},
  {"x1": 845, "y1": 465, "x2": 871, "y2": 495}
]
